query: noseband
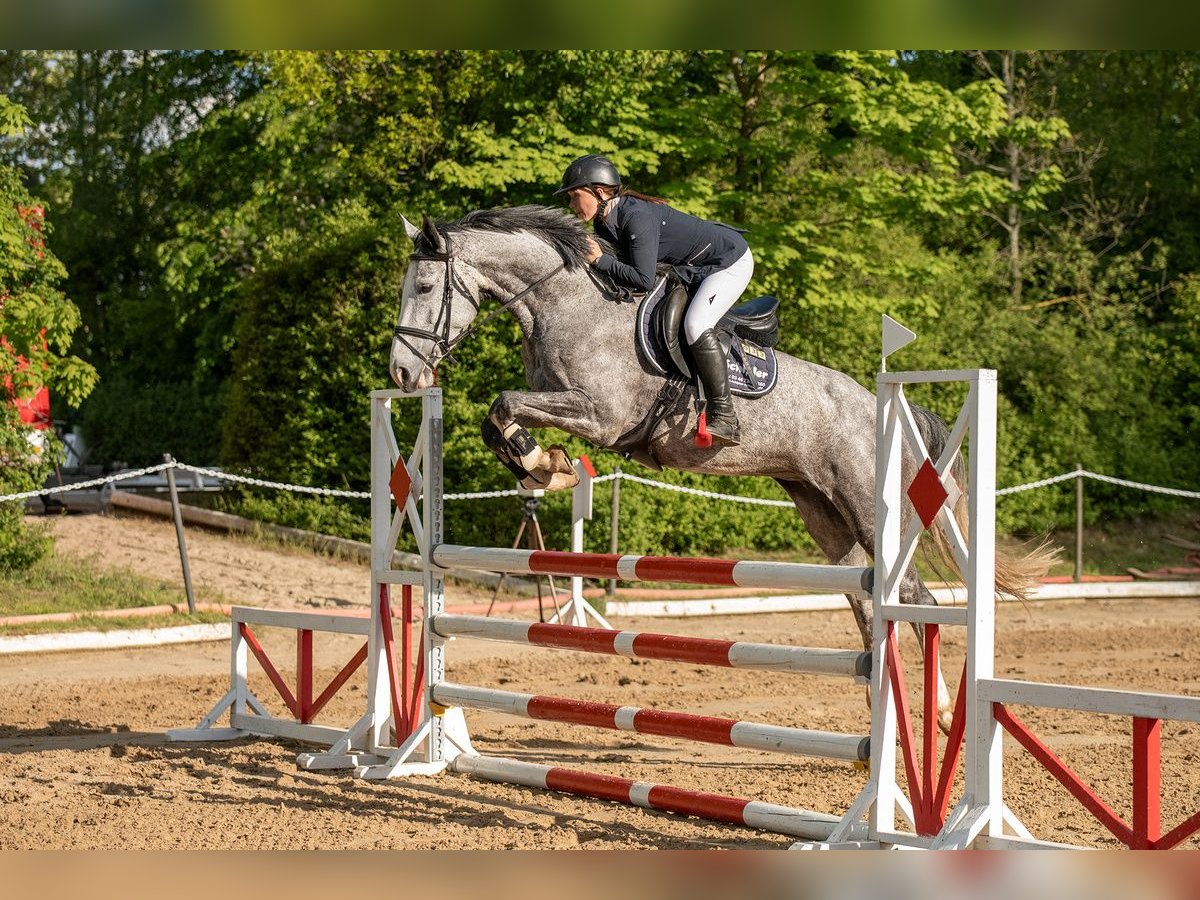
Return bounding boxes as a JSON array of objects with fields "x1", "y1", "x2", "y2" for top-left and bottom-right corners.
[{"x1": 392, "y1": 232, "x2": 565, "y2": 374}]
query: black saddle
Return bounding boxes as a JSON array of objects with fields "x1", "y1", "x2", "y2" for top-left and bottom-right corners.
[
  {"x1": 637, "y1": 275, "x2": 780, "y2": 398},
  {"x1": 615, "y1": 276, "x2": 781, "y2": 469}
]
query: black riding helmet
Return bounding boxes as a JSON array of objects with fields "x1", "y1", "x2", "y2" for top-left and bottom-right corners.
[{"x1": 555, "y1": 154, "x2": 621, "y2": 195}]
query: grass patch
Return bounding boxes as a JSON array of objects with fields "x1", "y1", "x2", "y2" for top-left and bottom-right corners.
[
  {"x1": 0, "y1": 549, "x2": 230, "y2": 621},
  {"x1": 218, "y1": 524, "x2": 372, "y2": 564},
  {"x1": 0, "y1": 610, "x2": 228, "y2": 637},
  {"x1": 1046, "y1": 506, "x2": 1200, "y2": 578}
]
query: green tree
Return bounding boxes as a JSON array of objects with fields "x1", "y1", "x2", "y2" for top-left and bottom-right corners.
[
  {"x1": 208, "y1": 51, "x2": 1050, "y2": 551},
  {"x1": 899, "y1": 51, "x2": 1200, "y2": 530},
  {"x1": 5, "y1": 51, "x2": 1196, "y2": 555},
  {"x1": 0, "y1": 94, "x2": 96, "y2": 569},
  {"x1": 1048, "y1": 52, "x2": 1200, "y2": 280},
  {"x1": 0, "y1": 50, "x2": 254, "y2": 465}
]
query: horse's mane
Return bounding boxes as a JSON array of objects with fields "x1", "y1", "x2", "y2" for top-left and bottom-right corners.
[{"x1": 427, "y1": 205, "x2": 593, "y2": 270}]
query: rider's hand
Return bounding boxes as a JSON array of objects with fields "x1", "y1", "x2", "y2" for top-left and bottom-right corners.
[{"x1": 584, "y1": 237, "x2": 603, "y2": 264}]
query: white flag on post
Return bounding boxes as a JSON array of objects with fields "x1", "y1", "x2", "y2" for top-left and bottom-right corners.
[{"x1": 881, "y1": 315, "x2": 916, "y2": 371}]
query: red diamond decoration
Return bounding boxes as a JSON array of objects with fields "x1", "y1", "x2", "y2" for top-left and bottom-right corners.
[
  {"x1": 389, "y1": 459, "x2": 412, "y2": 508},
  {"x1": 907, "y1": 458, "x2": 949, "y2": 529}
]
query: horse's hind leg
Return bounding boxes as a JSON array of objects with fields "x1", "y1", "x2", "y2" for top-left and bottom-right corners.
[{"x1": 898, "y1": 567, "x2": 955, "y2": 733}]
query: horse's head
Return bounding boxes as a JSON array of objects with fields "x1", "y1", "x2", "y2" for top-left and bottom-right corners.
[{"x1": 389, "y1": 215, "x2": 486, "y2": 391}]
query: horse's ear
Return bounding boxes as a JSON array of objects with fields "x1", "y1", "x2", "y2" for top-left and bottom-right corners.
[
  {"x1": 421, "y1": 216, "x2": 447, "y2": 254},
  {"x1": 401, "y1": 214, "x2": 420, "y2": 241}
]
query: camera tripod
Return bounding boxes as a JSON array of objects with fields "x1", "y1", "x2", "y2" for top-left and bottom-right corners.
[{"x1": 485, "y1": 487, "x2": 568, "y2": 622}]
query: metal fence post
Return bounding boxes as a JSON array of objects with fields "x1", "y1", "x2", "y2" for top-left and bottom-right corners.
[
  {"x1": 1074, "y1": 466, "x2": 1084, "y2": 584},
  {"x1": 164, "y1": 453, "x2": 197, "y2": 613}
]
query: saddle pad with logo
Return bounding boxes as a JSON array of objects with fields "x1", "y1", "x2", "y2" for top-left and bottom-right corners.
[{"x1": 635, "y1": 277, "x2": 779, "y2": 399}]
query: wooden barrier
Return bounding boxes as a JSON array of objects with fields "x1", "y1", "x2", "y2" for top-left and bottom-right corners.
[
  {"x1": 431, "y1": 545, "x2": 872, "y2": 594},
  {"x1": 430, "y1": 682, "x2": 870, "y2": 761},
  {"x1": 167, "y1": 604, "x2": 387, "y2": 747}
]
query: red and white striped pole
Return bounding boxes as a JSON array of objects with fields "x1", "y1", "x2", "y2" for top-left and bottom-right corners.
[
  {"x1": 431, "y1": 614, "x2": 870, "y2": 680},
  {"x1": 432, "y1": 545, "x2": 871, "y2": 594},
  {"x1": 432, "y1": 682, "x2": 869, "y2": 762},
  {"x1": 452, "y1": 754, "x2": 869, "y2": 842}
]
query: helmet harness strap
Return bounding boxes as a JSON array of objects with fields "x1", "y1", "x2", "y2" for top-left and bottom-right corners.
[{"x1": 590, "y1": 186, "x2": 612, "y2": 222}]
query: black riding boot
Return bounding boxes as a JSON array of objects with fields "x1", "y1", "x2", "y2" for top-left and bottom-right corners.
[{"x1": 689, "y1": 329, "x2": 741, "y2": 446}]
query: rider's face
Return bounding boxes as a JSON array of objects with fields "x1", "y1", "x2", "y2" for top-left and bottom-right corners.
[{"x1": 567, "y1": 187, "x2": 600, "y2": 223}]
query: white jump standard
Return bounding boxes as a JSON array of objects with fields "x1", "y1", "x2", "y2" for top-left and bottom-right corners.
[{"x1": 166, "y1": 604, "x2": 394, "y2": 748}]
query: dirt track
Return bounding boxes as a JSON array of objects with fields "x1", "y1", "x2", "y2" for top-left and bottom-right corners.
[{"x1": 2, "y1": 512, "x2": 1199, "y2": 849}]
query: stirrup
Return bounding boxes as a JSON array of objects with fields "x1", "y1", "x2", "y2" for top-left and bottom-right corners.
[{"x1": 706, "y1": 412, "x2": 741, "y2": 447}]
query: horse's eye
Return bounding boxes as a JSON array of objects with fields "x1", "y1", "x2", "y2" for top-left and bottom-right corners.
[{"x1": 416, "y1": 281, "x2": 435, "y2": 295}]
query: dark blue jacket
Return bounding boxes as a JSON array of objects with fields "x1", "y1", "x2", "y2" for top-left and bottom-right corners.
[{"x1": 592, "y1": 196, "x2": 748, "y2": 294}]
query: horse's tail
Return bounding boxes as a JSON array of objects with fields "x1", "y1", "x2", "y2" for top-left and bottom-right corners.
[{"x1": 911, "y1": 403, "x2": 1058, "y2": 602}]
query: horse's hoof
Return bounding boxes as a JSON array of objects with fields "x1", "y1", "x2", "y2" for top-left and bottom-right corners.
[
  {"x1": 543, "y1": 445, "x2": 575, "y2": 474},
  {"x1": 544, "y1": 470, "x2": 580, "y2": 491},
  {"x1": 938, "y1": 707, "x2": 954, "y2": 736}
]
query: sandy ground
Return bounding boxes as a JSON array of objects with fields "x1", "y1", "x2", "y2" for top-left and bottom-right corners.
[{"x1": 2, "y1": 511, "x2": 1199, "y2": 850}]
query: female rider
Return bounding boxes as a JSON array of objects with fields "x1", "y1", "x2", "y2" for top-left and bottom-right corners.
[{"x1": 556, "y1": 154, "x2": 753, "y2": 447}]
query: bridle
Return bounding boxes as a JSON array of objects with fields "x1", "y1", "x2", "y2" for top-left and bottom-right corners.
[{"x1": 392, "y1": 231, "x2": 565, "y2": 374}]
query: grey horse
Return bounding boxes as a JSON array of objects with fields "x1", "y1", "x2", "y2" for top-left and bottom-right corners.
[{"x1": 389, "y1": 206, "x2": 1053, "y2": 730}]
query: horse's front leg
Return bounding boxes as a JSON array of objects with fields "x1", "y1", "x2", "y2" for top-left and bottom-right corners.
[{"x1": 483, "y1": 388, "x2": 606, "y2": 491}]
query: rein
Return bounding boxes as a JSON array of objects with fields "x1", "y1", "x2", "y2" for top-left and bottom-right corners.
[{"x1": 393, "y1": 233, "x2": 565, "y2": 373}]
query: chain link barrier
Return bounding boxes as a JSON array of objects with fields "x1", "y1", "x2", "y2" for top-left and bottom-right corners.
[
  {"x1": 0, "y1": 462, "x2": 176, "y2": 503},
  {"x1": 174, "y1": 464, "x2": 370, "y2": 499},
  {"x1": 604, "y1": 471, "x2": 795, "y2": 507},
  {"x1": 995, "y1": 468, "x2": 1200, "y2": 500},
  {"x1": 3, "y1": 461, "x2": 1198, "y2": 505},
  {"x1": 994, "y1": 470, "x2": 1086, "y2": 496},
  {"x1": 443, "y1": 487, "x2": 521, "y2": 500}
]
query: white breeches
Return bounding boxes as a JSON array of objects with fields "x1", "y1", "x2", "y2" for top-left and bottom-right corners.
[{"x1": 682, "y1": 248, "x2": 755, "y2": 345}]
